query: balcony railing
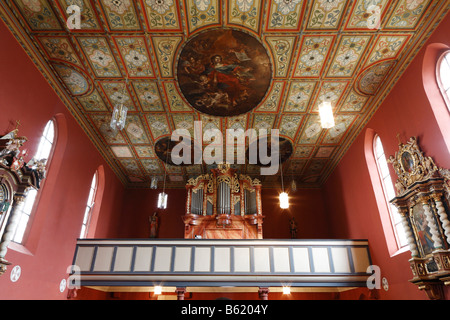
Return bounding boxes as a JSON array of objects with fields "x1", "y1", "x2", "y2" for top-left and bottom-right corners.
[{"x1": 71, "y1": 239, "x2": 372, "y2": 290}]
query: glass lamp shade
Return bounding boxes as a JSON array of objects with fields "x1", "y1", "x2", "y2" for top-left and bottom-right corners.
[
  {"x1": 150, "y1": 176, "x2": 158, "y2": 189},
  {"x1": 291, "y1": 179, "x2": 297, "y2": 193},
  {"x1": 318, "y1": 101, "x2": 335, "y2": 129},
  {"x1": 110, "y1": 104, "x2": 128, "y2": 131},
  {"x1": 157, "y1": 192, "x2": 168, "y2": 209},
  {"x1": 279, "y1": 192, "x2": 289, "y2": 209}
]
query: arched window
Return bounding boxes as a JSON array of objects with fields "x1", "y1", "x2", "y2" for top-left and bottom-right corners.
[
  {"x1": 423, "y1": 44, "x2": 450, "y2": 153},
  {"x1": 438, "y1": 51, "x2": 450, "y2": 111},
  {"x1": 80, "y1": 172, "x2": 98, "y2": 239},
  {"x1": 374, "y1": 135, "x2": 408, "y2": 250},
  {"x1": 13, "y1": 120, "x2": 55, "y2": 244}
]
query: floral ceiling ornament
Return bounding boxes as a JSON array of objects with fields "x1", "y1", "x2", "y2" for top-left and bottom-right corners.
[
  {"x1": 147, "y1": 0, "x2": 174, "y2": 14},
  {"x1": 110, "y1": 90, "x2": 129, "y2": 104},
  {"x1": 300, "y1": 49, "x2": 324, "y2": 67},
  {"x1": 366, "y1": 4, "x2": 382, "y2": 30},
  {"x1": 141, "y1": 91, "x2": 158, "y2": 104},
  {"x1": 274, "y1": 0, "x2": 302, "y2": 15},
  {"x1": 317, "y1": 0, "x2": 344, "y2": 12},
  {"x1": 151, "y1": 121, "x2": 168, "y2": 131},
  {"x1": 335, "y1": 49, "x2": 358, "y2": 66},
  {"x1": 305, "y1": 123, "x2": 322, "y2": 138},
  {"x1": 406, "y1": 0, "x2": 426, "y2": 10},
  {"x1": 90, "y1": 50, "x2": 113, "y2": 67},
  {"x1": 289, "y1": 91, "x2": 307, "y2": 104},
  {"x1": 319, "y1": 91, "x2": 338, "y2": 103},
  {"x1": 125, "y1": 50, "x2": 148, "y2": 67},
  {"x1": 22, "y1": 0, "x2": 42, "y2": 13},
  {"x1": 104, "y1": 0, "x2": 132, "y2": 15},
  {"x1": 236, "y1": 0, "x2": 254, "y2": 12},
  {"x1": 195, "y1": 0, "x2": 211, "y2": 11},
  {"x1": 282, "y1": 121, "x2": 297, "y2": 131}
]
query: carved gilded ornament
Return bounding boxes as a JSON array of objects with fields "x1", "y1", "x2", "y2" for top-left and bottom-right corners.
[
  {"x1": 389, "y1": 136, "x2": 450, "y2": 299},
  {"x1": 187, "y1": 174, "x2": 209, "y2": 187},
  {"x1": 439, "y1": 168, "x2": 450, "y2": 199},
  {"x1": 388, "y1": 137, "x2": 439, "y2": 196},
  {"x1": 217, "y1": 175, "x2": 231, "y2": 185},
  {"x1": 231, "y1": 174, "x2": 240, "y2": 194},
  {"x1": 239, "y1": 174, "x2": 261, "y2": 188}
]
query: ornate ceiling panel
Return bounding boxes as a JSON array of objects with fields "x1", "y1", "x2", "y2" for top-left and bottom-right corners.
[{"x1": 0, "y1": 0, "x2": 449, "y2": 188}]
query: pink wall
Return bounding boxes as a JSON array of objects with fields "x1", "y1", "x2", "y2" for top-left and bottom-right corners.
[
  {"x1": 0, "y1": 20, "x2": 125, "y2": 299},
  {"x1": 323, "y1": 13, "x2": 450, "y2": 300},
  {"x1": 118, "y1": 187, "x2": 330, "y2": 239}
]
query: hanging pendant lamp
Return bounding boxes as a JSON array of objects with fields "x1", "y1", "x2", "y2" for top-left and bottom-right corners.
[
  {"x1": 318, "y1": 101, "x2": 335, "y2": 129},
  {"x1": 110, "y1": 80, "x2": 128, "y2": 131},
  {"x1": 279, "y1": 149, "x2": 289, "y2": 209},
  {"x1": 157, "y1": 142, "x2": 170, "y2": 210}
]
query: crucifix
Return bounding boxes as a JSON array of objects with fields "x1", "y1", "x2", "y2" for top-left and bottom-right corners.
[{"x1": 396, "y1": 133, "x2": 402, "y2": 145}]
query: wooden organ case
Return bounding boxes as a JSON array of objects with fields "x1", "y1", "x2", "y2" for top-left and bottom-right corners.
[
  {"x1": 388, "y1": 137, "x2": 450, "y2": 299},
  {"x1": 183, "y1": 164, "x2": 264, "y2": 239}
]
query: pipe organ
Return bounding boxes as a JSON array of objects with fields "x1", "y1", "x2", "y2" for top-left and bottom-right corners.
[{"x1": 183, "y1": 164, "x2": 263, "y2": 239}]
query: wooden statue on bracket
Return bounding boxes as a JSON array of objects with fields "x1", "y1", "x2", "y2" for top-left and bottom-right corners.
[
  {"x1": 289, "y1": 217, "x2": 298, "y2": 239},
  {"x1": 388, "y1": 137, "x2": 450, "y2": 300},
  {"x1": 149, "y1": 212, "x2": 159, "y2": 238}
]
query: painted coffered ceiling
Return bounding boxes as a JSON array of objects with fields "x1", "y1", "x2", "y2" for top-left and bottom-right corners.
[{"x1": 0, "y1": 0, "x2": 449, "y2": 188}]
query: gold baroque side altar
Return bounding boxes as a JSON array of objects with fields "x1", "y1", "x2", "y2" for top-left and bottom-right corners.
[
  {"x1": 388, "y1": 137, "x2": 450, "y2": 299},
  {"x1": 0, "y1": 126, "x2": 47, "y2": 275},
  {"x1": 182, "y1": 164, "x2": 264, "y2": 239}
]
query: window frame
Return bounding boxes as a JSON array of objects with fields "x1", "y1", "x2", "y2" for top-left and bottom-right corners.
[
  {"x1": 437, "y1": 50, "x2": 450, "y2": 113},
  {"x1": 12, "y1": 120, "x2": 56, "y2": 244},
  {"x1": 79, "y1": 172, "x2": 98, "y2": 239},
  {"x1": 373, "y1": 135, "x2": 408, "y2": 251}
]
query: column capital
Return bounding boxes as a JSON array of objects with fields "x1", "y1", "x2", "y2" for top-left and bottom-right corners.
[{"x1": 13, "y1": 194, "x2": 26, "y2": 204}]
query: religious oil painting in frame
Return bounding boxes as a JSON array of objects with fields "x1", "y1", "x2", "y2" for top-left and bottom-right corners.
[
  {"x1": 177, "y1": 29, "x2": 272, "y2": 117},
  {"x1": 401, "y1": 151, "x2": 414, "y2": 173},
  {"x1": 411, "y1": 203, "x2": 436, "y2": 257}
]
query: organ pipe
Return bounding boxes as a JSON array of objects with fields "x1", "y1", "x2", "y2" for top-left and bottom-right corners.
[{"x1": 185, "y1": 164, "x2": 262, "y2": 217}]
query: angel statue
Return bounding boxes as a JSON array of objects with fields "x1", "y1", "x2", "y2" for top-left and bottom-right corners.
[
  {"x1": 25, "y1": 158, "x2": 47, "y2": 189},
  {"x1": 0, "y1": 128, "x2": 28, "y2": 164}
]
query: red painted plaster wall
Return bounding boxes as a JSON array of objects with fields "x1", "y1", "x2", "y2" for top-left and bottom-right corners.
[
  {"x1": 323, "y1": 13, "x2": 450, "y2": 300},
  {"x1": 117, "y1": 187, "x2": 330, "y2": 240},
  {"x1": 0, "y1": 19, "x2": 125, "y2": 299}
]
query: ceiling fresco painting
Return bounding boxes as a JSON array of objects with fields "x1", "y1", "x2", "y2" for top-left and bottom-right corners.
[
  {"x1": 0, "y1": 0, "x2": 449, "y2": 188},
  {"x1": 177, "y1": 29, "x2": 272, "y2": 117}
]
